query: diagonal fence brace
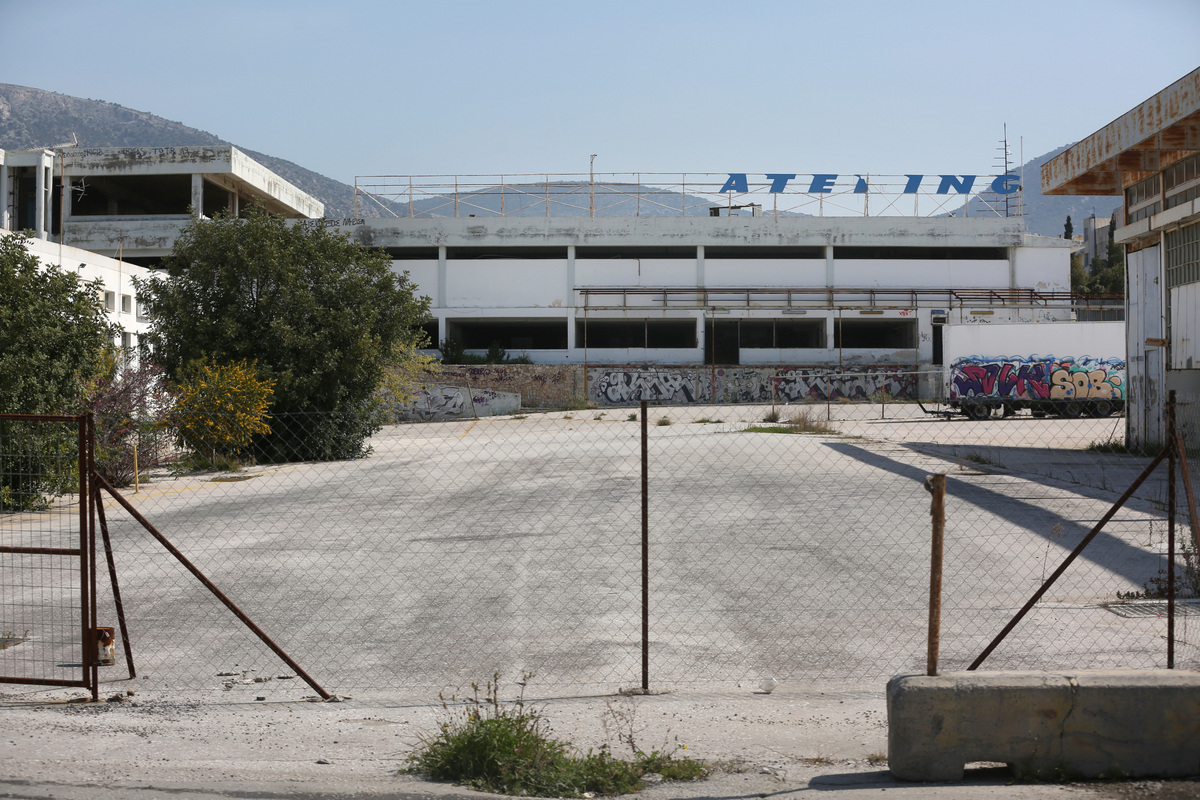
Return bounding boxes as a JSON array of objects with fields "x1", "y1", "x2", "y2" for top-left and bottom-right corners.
[
  {"x1": 969, "y1": 444, "x2": 1172, "y2": 671},
  {"x1": 93, "y1": 473, "x2": 331, "y2": 700}
]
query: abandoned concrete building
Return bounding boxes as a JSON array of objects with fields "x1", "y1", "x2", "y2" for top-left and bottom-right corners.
[
  {"x1": 0, "y1": 144, "x2": 322, "y2": 354},
  {"x1": 1043, "y1": 66, "x2": 1200, "y2": 448}
]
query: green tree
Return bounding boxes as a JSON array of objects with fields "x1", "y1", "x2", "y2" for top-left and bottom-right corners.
[
  {"x1": 139, "y1": 209, "x2": 430, "y2": 461},
  {"x1": 1064, "y1": 215, "x2": 1073, "y2": 240},
  {"x1": 0, "y1": 232, "x2": 115, "y2": 413},
  {"x1": 0, "y1": 232, "x2": 116, "y2": 509}
]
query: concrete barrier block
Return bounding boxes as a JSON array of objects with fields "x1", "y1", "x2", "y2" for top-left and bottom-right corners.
[{"x1": 888, "y1": 671, "x2": 1200, "y2": 781}]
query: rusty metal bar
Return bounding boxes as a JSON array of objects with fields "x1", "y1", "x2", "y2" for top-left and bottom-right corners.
[
  {"x1": 87, "y1": 415, "x2": 98, "y2": 700},
  {"x1": 641, "y1": 399, "x2": 650, "y2": 693},
  {"x1": 77, "y1": 415, "x2": 92, "y2": 699},
  {"x1": 1168, "y1": 392, "x2": 1177, "y2": 668},
  {"x1": 926, "y1": 474, "x2": 946, "y2": 676},
  {"x1": 93, "y1": 474, "x2": 332, "y2": 700},
  {"x1": 0, "y1": 546, "x2": 81, "y2": 556},
  {"x1": 969, "y1": 445, "x2": 1171, "y2": 670},
  {"x1": 94, "y1": 483, "x2": 135, "y2": 679}
]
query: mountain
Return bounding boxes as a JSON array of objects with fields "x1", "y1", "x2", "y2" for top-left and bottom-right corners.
[
  {"x1": 0, "y1": 84, "x2": 360, "y2": 217},
  {"x1": 0, "y1": 84, "x2": 1123, "y2": 234}
]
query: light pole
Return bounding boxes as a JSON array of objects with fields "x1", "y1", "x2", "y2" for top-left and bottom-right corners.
[{"x1": 589, "y1": 154, "x2": 597, "y2": 218}]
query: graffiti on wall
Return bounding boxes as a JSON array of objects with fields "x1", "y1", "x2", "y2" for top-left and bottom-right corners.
[
  {"x1": 588, "y1": 367, "x2": 917, "y2": 406},
  {"x1": 948, "y1": 355, "x2": 1125, "y2": 402},
  {"x1": 396, "y1": 385, "x2": 522, "y2": 420},
  {"x1": 591, "y1": 371, "x2": 712, "y2": 405},
  {"x1": 773, "y1": 368, "x2": 916, "y2": 403}
]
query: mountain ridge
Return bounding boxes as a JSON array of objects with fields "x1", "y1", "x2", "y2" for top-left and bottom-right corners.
[{"x1": 0, "y1": 83, "x2": 1122, "y2": 235}]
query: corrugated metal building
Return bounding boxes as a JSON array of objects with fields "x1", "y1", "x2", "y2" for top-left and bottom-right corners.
[{"x1": 1043, "y1": 67, "x2": 1200, "y2": 449}]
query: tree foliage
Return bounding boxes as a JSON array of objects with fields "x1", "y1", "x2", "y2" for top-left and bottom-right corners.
[
  {"x1": 139, "y1": 209, "x2": 430, "y2": 461},
  {"x1": 0, "y1": 232, "x2": 115, "y2": 414},
  {"x1": 83, "y1": 356, "x2": 174, "y2": 487}
]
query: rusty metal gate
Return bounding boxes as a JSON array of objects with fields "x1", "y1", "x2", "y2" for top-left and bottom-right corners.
[{"x1": 0, "y1": 414, "x2": 99, "y2": 698}]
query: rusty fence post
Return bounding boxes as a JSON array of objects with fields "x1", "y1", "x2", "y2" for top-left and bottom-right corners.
[
  {"x1": 1168, "y1": 391, "x2": 1177, "y2": 669},
  {"x1": 925, "y1": 474, "x2": 946, "y2": 676},
  {"x1": 640, "y1": 399, "x2": 650, "y2": 693}
]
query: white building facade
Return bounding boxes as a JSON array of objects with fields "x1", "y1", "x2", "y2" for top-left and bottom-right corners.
[{"x1": 323, "y1": 213, "x2": 1076, "y2": 399}]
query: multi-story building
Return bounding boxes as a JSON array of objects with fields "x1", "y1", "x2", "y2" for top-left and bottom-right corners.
[{"x1": 1043, "y1": 67, "x2": 1200, "y2": 448}]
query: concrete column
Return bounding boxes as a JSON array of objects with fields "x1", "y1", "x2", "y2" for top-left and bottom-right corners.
[
  {"x1": 566, "y1": 309, "x2": 577, "y2": 352},
  {"x1": 437, "y1": 245, "x2": 448, "y2": 308},
  {"x1": 566, "y1": 245, "x2": 576, "y2": 308},
  {"x1": 0, "y1": 162, "x2": 9, "y2": 231},
  {"x1": 34, "y1": 157, "x2": 47, "y2": 239},
  {"x1": 825, "y1": 244, "x2": 835, "y2": 287},
  {"x1": 191, "y1": 174, "x2": 204, "y2": 217},
  {"x1": 697, "y1": 244, "x2": 706, "y2": 287}
]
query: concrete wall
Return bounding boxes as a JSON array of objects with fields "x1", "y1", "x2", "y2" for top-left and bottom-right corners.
[{"x1": 418, "y1": 363, "x2": 921, "y2": 408}]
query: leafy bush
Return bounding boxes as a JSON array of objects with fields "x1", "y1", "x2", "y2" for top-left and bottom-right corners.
[
  {"x1": 169, "y1": 360, "x2": 274, "y2": 467},
  {"x1": 84, "y1": 358, "x2": 174, "y2": 487},
  {"x1": 139, "y1": 208, "x2": 431, "y2": 463}
]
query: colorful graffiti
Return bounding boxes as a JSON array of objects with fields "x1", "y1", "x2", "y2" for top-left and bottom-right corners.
[
  {"x1": 949, "y1": 355, "x2": 1125, "y2": 403},
  {"x1": 588, "y1": 367, "x2": 917, "y2": 406}
]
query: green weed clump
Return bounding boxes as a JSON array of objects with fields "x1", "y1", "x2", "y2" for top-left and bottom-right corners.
[{"x1": 406, "y1": 674, "x2": 707, "y2": 797}]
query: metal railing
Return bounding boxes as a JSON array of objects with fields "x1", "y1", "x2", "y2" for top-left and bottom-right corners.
[{"x1": 353, "y1": 172, "x2": 1024, "y2": 220}]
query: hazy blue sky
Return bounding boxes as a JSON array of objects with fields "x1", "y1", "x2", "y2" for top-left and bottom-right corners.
[{"x1": 2, "y1": 0, "x2": 1198, "y2": 186}]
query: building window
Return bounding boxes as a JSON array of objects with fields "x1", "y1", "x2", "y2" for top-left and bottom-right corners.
[
  {"x1": 834, "y1": 319, "x2": 917, "y2": 349},
  {"x1": 136, "y1": 300, "x2": 150, "y2": 321},
  {"x1": 575, "y1": 319, "x2": 697, "y2": 348},
  {"x1": 738, "y1": 319, "x2": 825, "y2": 348},
  {"x1": 446, "y1": 319, "x2": 568, "y2": 350},
  {"x1": 1166, "y1": 221, "x2": 1200, "y2": 289},
  {"x1": 121, "y1": 294, "x2": 132, "y2": 313},
  {"x1": 103, "y1": 291, "x2": 115, "y2": 312}
]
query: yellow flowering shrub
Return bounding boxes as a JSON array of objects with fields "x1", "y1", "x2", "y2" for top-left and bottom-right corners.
[{"x1": 172, "y1": 360, "x2": 275, "y2": 458}]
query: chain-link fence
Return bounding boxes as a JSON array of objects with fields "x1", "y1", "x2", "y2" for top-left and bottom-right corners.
[
  {"x1": 0, "y1": 414, "x2": 91, "y2": 691},
  {"x1": 4, "y1": 377, "x2": 1198, "y2": 701}
]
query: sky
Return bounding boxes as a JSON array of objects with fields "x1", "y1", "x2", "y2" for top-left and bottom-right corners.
[{"x1": 2, "y1": 0, "x2": 1198, "y2": 188}]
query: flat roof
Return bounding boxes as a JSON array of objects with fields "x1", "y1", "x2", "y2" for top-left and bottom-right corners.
[
  {"x1": 1042, "y1": 67, "x2": 1200, "y2": 195},
  {"x1": 61, "y1": 145, "x2": 323, "y2": 218}
]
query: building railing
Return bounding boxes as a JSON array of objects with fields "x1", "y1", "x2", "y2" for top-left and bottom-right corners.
[
  {"x1": 575, "y1": 287, "x2": 1122, "y2": 311},
  {"x1": 353, "y1": 172, "x2": 1024, "y2": 219}
]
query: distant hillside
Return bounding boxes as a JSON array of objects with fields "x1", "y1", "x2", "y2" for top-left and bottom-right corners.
[
  {"x1": 0, "y1": 84, "x2": 1123, "y2": 234},
  {"x1": 967, "y1": 144, "x2": 1122, "y2": 237},
  {"x1": 0, "y1": 84, "x2": 360, "y2": 217}
]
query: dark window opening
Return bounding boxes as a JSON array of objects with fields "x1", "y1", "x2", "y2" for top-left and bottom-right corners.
[
  {"x1": 12, "y1": 167, "x2": 37, "y2": 231},
  {"x1": 835, "y1": 319, "x2": 917, "y2": 349},
  {"x1": 71, "y1": 175, "x2": 192, "y2": 216},
  {"x1": 575, "y1": 246, "x2": 695, "y2": 259},
  {"x1": 718, "y1": 319, "x2": 827, "y2": 350},
  {"x1": 833, "y1": 246, "x2": 1007, "y2": 260},
  {"x1": 932, "y1": 325, "x2": 943, "y2": 365},
  {"x1": 446, "y1": 246, "x2": 567, "y2": 259},
  {"x1": 576, "y1": 319, "x2": 696, "y2": 349},
  {"x1": 202, "y1": 179, "x2": 231, "y2": 217},
  {"x1": 386, "y1": 247, "x2": 441, "y2": 259},
  {"x1": 705, "y1": 320, "x2": 740, "y2": 365},
  {"x1": 417, "y1": 321, "x2": 439, "y2": 348},
  {"x1": 705, "y1": 246, "x2": 824, "y2": 259},
  {"x1": 447, "y1": 319, "x2": 567, "y2": 350}
]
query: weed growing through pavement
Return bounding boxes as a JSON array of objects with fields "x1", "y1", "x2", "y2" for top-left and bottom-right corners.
[
  {"x1": 0, "y1": 629, "x2": 29, "y2": 650},
  {"x1": 1086, "y1": 437, "x2": 1130, "y2": 454},
  {"x1": 762, "y1": 409, "x2": 781, "y2": 423},
  {"x1": 656, "y1": 417, "x2": 672, "y2": 427},
  {"x1": 743, "y1": 408, "x2": 836, "y2": 436},
  {"x1": 627, "y1": 413, "x2": 638, "y2": 422},
  {"x1": 405, "y1": 673, "x2": 707, "y2": 797},
  {"x1": 692, "y1": 418, "x2": 723, "y2": 424}
]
